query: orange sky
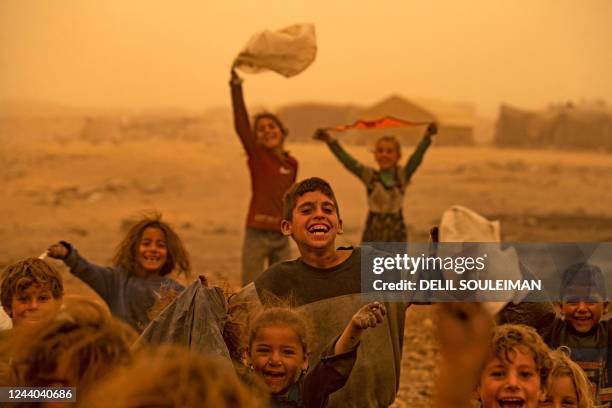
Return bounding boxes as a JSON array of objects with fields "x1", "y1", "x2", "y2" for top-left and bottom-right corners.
[{"x1": 1, "y1": 0, "x2": 610, "y2": 116}]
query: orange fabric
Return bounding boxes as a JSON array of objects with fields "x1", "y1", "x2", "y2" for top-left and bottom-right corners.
[{"x1": 325, "y1": 116, "x2": 429, "y2": 132}]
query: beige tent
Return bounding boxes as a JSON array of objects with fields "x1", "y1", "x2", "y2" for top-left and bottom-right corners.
[
  {"x1": 495, "y1": 102, "x2": 612, "y2": 151},
  {"x1": 346, "y1": 95, "x2": 474, "y2": 146}
]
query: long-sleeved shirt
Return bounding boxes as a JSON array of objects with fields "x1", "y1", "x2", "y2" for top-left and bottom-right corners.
[
  {"x1": 326, "y1": 136, "x2": 431, "y2": 214},
  {"x1": 62, "y1": 243, "x2": 184, "y2": 332},
  {"x1": 230, "y1": 81, "x2": 298, "y2": 232}
]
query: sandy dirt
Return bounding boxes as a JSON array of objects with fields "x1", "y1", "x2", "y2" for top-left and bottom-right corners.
[{"x1": 2, "y1": 131, "x2": 612, "y2": 406}]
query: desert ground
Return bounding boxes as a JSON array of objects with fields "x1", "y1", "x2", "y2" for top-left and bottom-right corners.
[{"x1": 2, "y1": 126, "x2": 612, "y2": 406}]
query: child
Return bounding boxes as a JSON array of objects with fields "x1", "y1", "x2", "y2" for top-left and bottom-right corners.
[
  {"x1": 230, "y1": 68, "x2": 298, "y2": 285},
  {"x1": 435, "y1": 303, "x2": 552, "y2": 408},
  {"x1": 230, "y1": 177, "x2": 411, "y2": 407},
  {"x1": 246, "y1": 302, "x2": 386, "y2": 407},
  {"x1": 499, "y1": 262, "x2": 612, "y2": 406},
  {"x1": 313, "y1": 123, "x2": 436, "y2": 243},
  {"x1": 541, "y1": 348, "x2": 595, "y2": 408},
  {"x1": 0, "y1": 257, "x2": 64, "y2": 328},
  {"x1": 6, "y1": 297, "x2": 135, "y2": 403},
  {"x1": 47, "y1": 213, "x2": 189, "y2": 332},
  {"x1": 82, "y1": 344, "x2": 265, "y2": 408}
]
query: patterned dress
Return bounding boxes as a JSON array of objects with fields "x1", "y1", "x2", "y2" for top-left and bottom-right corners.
[{"x1": 327, "y1": 136, "x2": 432, "y2": 243}]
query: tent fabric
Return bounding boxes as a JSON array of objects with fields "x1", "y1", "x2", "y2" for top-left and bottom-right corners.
[
  {"x1": 137, "y1": 277, "x2": 230, "y2": 359},
  {"x1": 234, "y1": 23, "x2": 317, "y2": 78}
]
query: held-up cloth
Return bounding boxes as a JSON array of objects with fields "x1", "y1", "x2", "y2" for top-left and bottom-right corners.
[
  {"x1": 233, "y1": 23, "x2": 317, "y2": 78},
  {"x1": 324, "y1": 116, "x2": 429, "y2": 132}
]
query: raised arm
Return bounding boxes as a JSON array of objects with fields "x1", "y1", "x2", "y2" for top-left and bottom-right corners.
[
  {"x1": 229, "y1": 69, "x2": 256, "y2": 153},
  {"x1": 47, "y1": 241, "x2": 118, "y2": 305},
  {"x1": 403, "y1": 122, "x2": 436, "y2": 182},
  {"x1": 335, "y1": 302, "x2": 386, "y2": 354},
  {"x1": 313, "y1": 129, "x2": 364, "y2": 179}
]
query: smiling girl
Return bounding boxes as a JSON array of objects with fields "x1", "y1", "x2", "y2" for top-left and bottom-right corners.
[
  {"x1": 47, "y1": 213, "x2": 190, "y2": 331},
  {"x1": 314, "y1": 124, "x2": 436, "y2": 243},
  {"x1": 246, "y1": 302, "x2": 386, "y2": 408},
  {"x1": 230, "y1": 69, "x2": 298, "y2": 285}
]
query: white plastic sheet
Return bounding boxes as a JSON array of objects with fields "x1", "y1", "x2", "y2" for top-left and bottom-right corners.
[{"x1": 233, "y1": 23, "x2": 317, "y2": 78}]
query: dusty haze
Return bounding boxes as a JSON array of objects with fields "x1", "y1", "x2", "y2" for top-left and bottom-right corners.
[{"x1": 1, "y1": 0, "x2": 611, "y2": 116}]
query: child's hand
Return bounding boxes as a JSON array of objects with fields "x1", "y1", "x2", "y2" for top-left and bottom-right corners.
[
  {"x1": 436, "y1": 302, "x2": 492, "y2": 373},
  {"x1": 229, "y1": 68, "x2": 243, "y2": 86},
  {"x1": 335, "y1": 302, "x2": 386, "y2": 354},
  {"x1": 433, "y1": 302, "x2": 493, "y2": 408},
  {"x1": 313, "y1": 129, "x2": 332, "y2": 143},
  {"x1": 426, "y1": 122, "x2": 438, "y2": 137},
  {"x1": 351, "y1": 302, "x2": 386, "y2": 330},
  {"x1": 47, "y1": 242, "x2": 69, "y2": 259}
]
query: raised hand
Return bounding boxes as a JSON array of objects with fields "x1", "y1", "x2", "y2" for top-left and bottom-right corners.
[
  {"x1": 351, "y1": 302, "x2": 386, "y2": 330},
  {"x1": 47, "y1": 242, "x2": 69, "y2": 259},
  {"x1": 312, "y1": 128, "x2": 332, "y2": 143}
]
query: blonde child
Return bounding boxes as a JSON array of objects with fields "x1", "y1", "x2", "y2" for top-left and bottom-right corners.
[
  {"x1": 47, "y1": 213, "x2": 190, "y2": 331},
  {"x1": 541, "y1": 348, "x2": 595, "y2": 408},
  {"x1": 1, "y1": 258, "x2": 64, "y2": 328},
  {"x1": 246, "y1": 302, "x2": 386, "y2": 408},
  {"x1": 435, "y1": 302, "x2": 552, "y2": 408},
  {"x1": 5, "y1": 297, "x2": 135, "y2": 404},
  {"x1": 230, "y1": 69, "x2": 298, "y2": 285},
  {"x1": 314, "y1": 124, "x2": 436, "y2": 243}
]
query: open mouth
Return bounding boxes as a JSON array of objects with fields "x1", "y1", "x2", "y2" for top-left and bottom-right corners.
[
  {"x1": 497, "y1": 397, "x2": 525, "y2": 407},
  {"x1": 308, "y1": 224, "x2": 330, "y2": 236},
  {"x1": 143, "y1": 254, "x2": 161, "y2": 262},
  {"x1": 262, "y1": 370, "x2": 286, "y2": 382}
]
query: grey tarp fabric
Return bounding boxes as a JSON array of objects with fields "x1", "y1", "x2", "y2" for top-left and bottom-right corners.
[
  {"x1": 234, "y1": 23, "x2": 317, "y2": 78},
  {"x1": 137, "y1": 277, "x2": 230, "y2": 359}
]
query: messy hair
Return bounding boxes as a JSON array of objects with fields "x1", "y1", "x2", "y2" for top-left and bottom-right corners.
[
  {"x1": 113, "y1": 212, "x2": 191, "y2": 277},
  {"x1": 248, "y1": 306, "x2": 310, "y2": 355},
  {"x1": 1, "y1": 258, "x2": 64, "y2": 314},
  {"x1": 548, "y1": 348, "x2": 595, "y2": 408},
  {"x1": 375, "y1": 135, "x2": 401, "y2": 156},
  {"x1": 82, "y1": 345, "x2": 267, "y2": 408},
  {"x1": 253, "y1": 112, "x2": 288, "y2": 139},
  {"x1": 282, "y1": 177, "x2": 340, "y2": 222},
  {"x1": 487, "y1": 324, "x2": 552, "y2": 388},
  {"x1": 6, "y1": 297, "x2": 136, "y2": 397}
]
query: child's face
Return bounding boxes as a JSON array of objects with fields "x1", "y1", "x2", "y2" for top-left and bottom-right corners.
[
  {"x1": 255, "y1": 117, "x2": 284, "y2": 150},
  {"x1": 137, "y1": 227, "x2": 168, "y2": 276},
  {"x1": 540, "y1": 375, "x2": 578, "y2": 408},
  {"x1": 561, "y1": 286, "x2": 606, "y2": 333},
  {"x1": 478, "y1": 347, "x2": 542, "y2": 408},
  {"x1": 281, "y1": 190, "x2": 342, "y2": 251},
  {"x1": 248, "y1": 326, "x2": 308, "y2": 396},
  {"x1": 9, "y1": 284, "x2": 61, "y2": 327},
  {"x1": 374, "y1": 140, "x2": 400, "y2": 171}
]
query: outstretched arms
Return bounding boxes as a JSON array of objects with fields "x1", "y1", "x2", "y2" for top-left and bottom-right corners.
[
  {"x1": 313, "y1": 129, "x2": 364, "y2": 178},
  {"x1": 404, "y1": 122, "x2": 437, "y2": 182}
]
